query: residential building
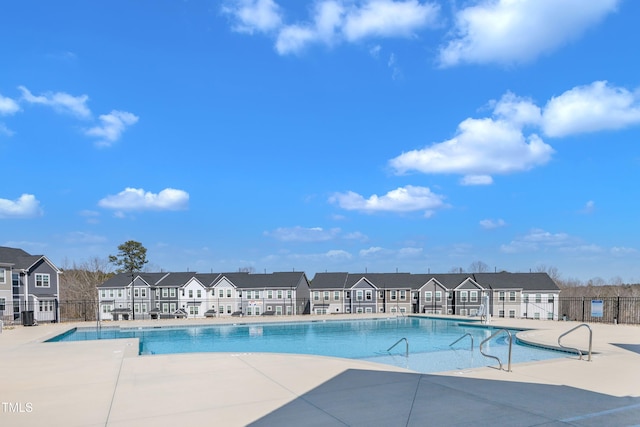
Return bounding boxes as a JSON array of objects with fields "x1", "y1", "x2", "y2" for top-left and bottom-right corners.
[
  {"x1": 0, "y1": 246, "x2": 62, "y2": 324},
  {"x1": 97, "y1": 271, "x2": 311, "y2": 319}
]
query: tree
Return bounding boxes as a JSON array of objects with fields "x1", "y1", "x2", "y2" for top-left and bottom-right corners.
[
  {"x1": 109, "y1": 240, "x2": 148, "y2": 274},
  {"x1": 60, "y1": 257, "x2": 113, "y2": 321},
  {"x1": 468, "y1": 261, "x2": 489, "y2": 273}
]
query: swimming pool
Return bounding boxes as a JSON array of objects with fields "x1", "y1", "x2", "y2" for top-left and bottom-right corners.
[{"x1": 48, "y1": 317, "x2": 567, "y2": 373}]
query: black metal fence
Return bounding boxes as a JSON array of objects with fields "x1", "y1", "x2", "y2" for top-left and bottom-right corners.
[
  {"x1": 2, "y1": 297, "x2": 640, "y2": 325},
  {"x1": 559, "y1": 297, "x2": 640, "y2": 324}
]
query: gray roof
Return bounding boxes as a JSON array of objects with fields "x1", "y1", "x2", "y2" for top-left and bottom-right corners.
[
  {"x1": 97, "y1": 271, "x2": 309, "y2": 290},
  {"x1": 0, "y1": 246, "x2": 54, "y2": 271},
  {"x1": 472, "y1": 272, "x2": 560, "y2": 291},
  {"x1": 311, "y1": 272, "x2": 559, "y2": 292}
]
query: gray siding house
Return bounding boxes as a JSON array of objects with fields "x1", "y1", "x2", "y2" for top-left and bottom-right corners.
[{"x1": 0, "y1": 246, "x2": 62, "y2": 324}]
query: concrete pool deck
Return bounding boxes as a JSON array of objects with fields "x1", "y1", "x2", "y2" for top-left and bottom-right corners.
[{"x1": 1, "y1": 315, "x2": 639, "y2": 426}]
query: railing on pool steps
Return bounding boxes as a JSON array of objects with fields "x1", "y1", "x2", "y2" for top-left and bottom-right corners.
[
  {"x1": 558, "y1": 323, "x2": 593, "y2": 361},
  {"x1": 387, "y1": 338, "x2": 409, "y2": 357},
  {"x1": 450, "y1": 333, "x2": 474, "y2": 350},
  {"x1": 479, "y1": 329, "x2": 513, "y2": 372}
]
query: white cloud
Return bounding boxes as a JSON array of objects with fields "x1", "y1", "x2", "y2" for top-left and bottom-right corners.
[
  {"x1": 439, "y1": 0, "x2": 620, "y2": 67},
  {"x1": 18, "y1": 85, "x2": 91, "y2": 119},
  {"x1": 390, "y1": 117, "x2": 554, "y2": 183},
  {"x1": 0, "y1": 194, "x2": 43, "y2": 219},
  {"x1": 222, "y1": 0, "x2": 283, "y2": 34},
  {"x1": 0, "y1": 93, "x2": 20, "y2": 115},
  {"x1": 342, "y1": 0, "x2": 439, "y2": 41},
  {"x1": 542, "y1": 81, "x2": 640, "y2": 137},
  {"x1": 64, "y1": 231, "x2": 107, "y2": 244},
  {"x1": 329, "y1": 185, "x2": 446, "y2": 215},
  {"x1": 265, "y1": 226, "x2": 342, "y2": 242},
  {"x1": 85, "y1": 110, "x2": 139, "y2": 147},
  {"x1": 611, "y1": 246, "x2": 638, "y2": 256},
  {"x1": 325, "y1": 249, "x2": 353, "y2": 259},
  {"x1": 461, "y1": 175, "x2": 493, "y2": 185},
  {"x1": 359, "y1": 246, "x2": 386, "y2": 257},
  {"x1": 500, "y1": 228, "x2": 572, "y2": 253},
  {"x1": 580, "y1": 200, "x2": 595, "y2": 214},
  {"x1": 0, "y1": 123, "x2": 14, "y2": 137},
  {"x1": 492, "y1": 92, "x2": 541, "y2": 127},
  {"x1": 98, "y1": 188, "x2": 189, "y2": 211},
  {"x1": 480, "y1": 218, "x2": 506, "y2": 229},
  {"x1": 230, "y1": 0, "x2": 440, "y2": 55}
]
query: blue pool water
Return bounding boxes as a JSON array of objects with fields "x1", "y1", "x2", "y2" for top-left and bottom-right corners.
[{"x1": 48, "y1": 317, "x2": 567, "y2": 373}]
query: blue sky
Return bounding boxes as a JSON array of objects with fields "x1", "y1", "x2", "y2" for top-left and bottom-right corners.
[{"x1": 1, "y1": 0, "x2": 639, "y2": 283}]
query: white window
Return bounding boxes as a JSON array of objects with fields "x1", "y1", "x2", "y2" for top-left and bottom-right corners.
[
  {"x1": 425, "y1": 291, "x2": 432, "y2": 302},
  {"x1": 499, "y1": 291, "x2": 505, "y2": 301},
  {"x1": 379, "y1": 291, "x2": 384, "y2": 299},
  {"x1": 0, "y1": 268, "x2": 5, "y2": 284},
  {"x1": 345, "y1": 291, "x2": 351, "y2": 299},
  {"x1": 197, "y1": 289, "x2": 202, "y2": 298},
  {"x1": 189, "y1": 290, "x2": 193, "y2": 298},
  {"x1": 267, "y1": 290, "x2": 273, "y2": 299},
  {"x1": 247, "y1": 307, "x2": 253, "y2": 316},
  {"x1": 162, "y1": 303, "x2": 169, "y2": 313},
  {"x1": 314, "y1": 291, "x2": 319, "y2": 301},
  {"x1": 509, "y1": 291, "x2": 516, "y2": 302},
  {"x1": 499, "y1": 310, "x2": 505, "y2": 318},
  {"x1": 286, "y1": 306, "x2": 292, "y2": 315},
  {"x1": 435, "y1": 291, "x2": 442, "y2": 302},
  {"x1": 470, "y1": 291, "x2": 478, "y2": 302},
  {"x1": 390, "y1": 291, "x2": 397, "y2": 300},
  {"x1": 400, "y1": 307, "x2": 406, "y2": 313},
  {"x1": 141, "y1": 288, "x2": 147, "y2": 298},
  {"x1": 162, "y1": 288, "x2": 169, "y2": 297},
  {"x1": 365, "y1": 290, "x2": 372, "y2": 300},
  {"x1": 101, "y1": 290, "x2": 106, "y2": 298},
  {"x1": 219, "y1": 289, "x2": 224, "y2": 298},
  {"x1": 356, "y1": 290, "x2": 363, "y2": 301},
  {"x1": 276, "y1": 306, "x2": 282, "y2": 315},
  {"x1": 134, "y1": 303, "x2": 140, "y2": 313},
  {"x1": 134, "y1": 288, "x2": 139, "y2": 298},
  {"x1": 227, "y1": 305, "x2": 232, "y2": 314},
  {"x1": 102, "y1": 304, "x2": 112, "y2": 314},
  {"x1": 142, "y1": 303, "x2": 147, "y2": 313},
  {"x1": 254, "y1": 306, "x2": 261, "y2": 316},
  {"x1": 189, "y1": 306, "x2": 199, "y2": 315},
  {"x1": 535, "y1": 294, "x2": 542, "y2": 303},
  {"x1": 534, "y1": 312, "x2": 541, "y2": 319},
  {"x1": 35, "y1": 273, "x2": 50, "y2": 287},
  {"x1": 460, "y1": 291, "x2": 468, "y2": 302},
  {"x1": 365, "y1": 307, "x2": 373, "y2": 313},
  {"x1": 277, "y1": 290, "x2": 283, "y2": 299},
  {"x1": 334, "y1": 291, "x2": 340, "y2": 301},
  {"x1": 509, "y1": 310, "x2": 516, "y2": 318},
  {"x1": 524, "y1": 294, "x2": 529, "y2": 303},
  {"x1": 400, "y1": 291, "x2": 406, "y2": 300},
  {"x1": 460, "y1": 309, "x2": 467, "y2": 316},
  {"x1": 356, "y1": 307, "x2": 363, "y2": 314},
  {"x1": 109, "y1": 289, "x2": 114, "y2": 298},
  {"x1": 170, "y1": 288, "x2": 176, "y2": 297},
  {"x1": 118, "y1": 289, "x2": 122, "y2": 298},
  {"x1": 39, "y1": 300, "x2": 54, "y2": 312},
  {"x1": 169, "y1": 303, "x2": 176, "y2": 312},
  {"x1": 324, "y1": 291, "x2": 329, "y2": 301},
  {"x1": 227, "y1": 289, "x2": 232, "y2": 298},
  {"x1": 547, "y1": 312, "x2": 553, "y2": 320},
  {"x1": 287, "y1": 290, "x2": 292, "y2": 299}
]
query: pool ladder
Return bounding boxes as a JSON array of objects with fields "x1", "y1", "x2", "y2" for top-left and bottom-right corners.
[
  {"x1": 558, "y1": 323, "x2": 592, "y2": 361},
  {"x1": 387, "y1": 337, "x2": 409, "y2": 357},
  {"x1": 450, "y1": 333, "x2": 474, "y2": 350},
  {"x1": 479, "y1": 329, "x2": 513, "y2": 372}
]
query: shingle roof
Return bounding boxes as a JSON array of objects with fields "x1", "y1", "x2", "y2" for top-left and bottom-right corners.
[
  {"x1": 472, "y1": 272, "x2": 560, "y2": 291},
  {"x1": 0, "y1": 246, "x2": 45, "y2": 270}
]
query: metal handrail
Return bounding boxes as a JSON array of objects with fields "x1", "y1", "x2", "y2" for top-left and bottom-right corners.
[
  {"x1": 479, "y1": 329, "x2": 513, "y2": 372},
  {"x1": 450, "y1": 333, "x2": 474, "y2": 350},
  {"x1": 387, "y1": 337, "x2": 409, "y2": 357},
  {"x1": 558, "y1": 323, "x2": 592, "y2": 361}
]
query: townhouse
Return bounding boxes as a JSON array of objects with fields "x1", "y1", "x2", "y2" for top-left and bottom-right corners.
[
  {"x1": 0, "y1": 246, "x2": 62, "y2": 324},
  {"x1": 97, "y1": 271, "x2": 311, "y2": 320},
  {"x1": 309, "y1": 272, "x2": 561, "y2": 320}
]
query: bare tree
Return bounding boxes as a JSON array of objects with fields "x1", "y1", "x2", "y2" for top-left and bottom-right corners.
[
  {"x1": 468, "y1": 261, "x2": 489, "y2": 273},
  {"x1": 61, "y1": 257, "x2": 113, "y2": 301},
  {"x1": 238, "y1": 266, "x2": 256, "y2": 273},
  {"x1": 448, "y1": 266, "x2": 465, "y2": 274}
]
